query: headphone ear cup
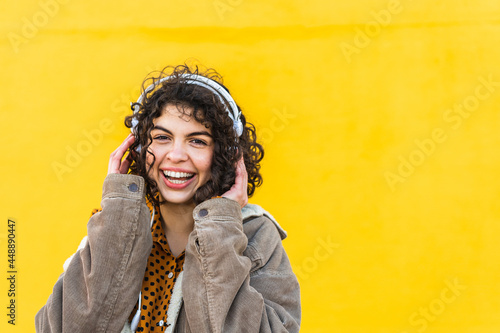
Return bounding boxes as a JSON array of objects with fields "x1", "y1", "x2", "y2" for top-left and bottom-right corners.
[
  {"x1": 131, "y1": 117, "x2": 139, "y2": 130},
  {"x1": 234, "y1": 120, "x2": 243, "y2": 137}
]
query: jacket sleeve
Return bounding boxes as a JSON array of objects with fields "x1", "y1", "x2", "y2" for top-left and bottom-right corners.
[
  {"x1": 182, "y1": 198, "x2": 301, "y2": 333},
  {"x1": 35, "y1": 174, "x2": 153, "y2": 333}
]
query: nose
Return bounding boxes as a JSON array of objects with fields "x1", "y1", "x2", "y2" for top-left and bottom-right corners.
[{"x1": 166, "y1": 141, "x2": 188, "y2": 163}]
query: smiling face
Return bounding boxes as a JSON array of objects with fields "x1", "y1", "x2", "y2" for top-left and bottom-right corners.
[{"x1": 146, "y1": 103, "x2": 214, "y2": 205}]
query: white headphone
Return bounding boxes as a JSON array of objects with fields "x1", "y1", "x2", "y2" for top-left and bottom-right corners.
[{"x1": 131, "y1": 73, "x2": 243, "y2": 138}]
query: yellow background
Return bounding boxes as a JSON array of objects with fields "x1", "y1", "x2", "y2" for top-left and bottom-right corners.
[{"x1": 2, "y1": 0, "x2": 500, "y2": 332}]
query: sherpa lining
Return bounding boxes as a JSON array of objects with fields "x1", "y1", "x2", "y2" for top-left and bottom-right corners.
[
  {"x1": 242, "y1": 203, "x2": 287, "y2": 240},
  {"x1": 64, "y1": 203, "x2": 287, "y2": 333}
]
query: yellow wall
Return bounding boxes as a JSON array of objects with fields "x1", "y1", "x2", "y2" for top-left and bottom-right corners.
[{"x1": 2, "y1": 0, "x2": 500, "y2": 332}]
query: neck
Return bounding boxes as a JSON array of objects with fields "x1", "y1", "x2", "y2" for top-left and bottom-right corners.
[
  {"x1": 158, "y1": 200, "x2": 196, "y2": 257},
  {"x1": 159, "y1": 200, "x2": 196, "y2": 235}
]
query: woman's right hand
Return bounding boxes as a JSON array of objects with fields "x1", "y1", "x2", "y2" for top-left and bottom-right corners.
[{"x1": 108, "y1": 134, "x2": 135, "y2": 175}]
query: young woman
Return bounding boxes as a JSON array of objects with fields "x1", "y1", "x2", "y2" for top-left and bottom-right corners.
[{"x1": 36, "y1": 65, "x2": 301, "y2": 332}]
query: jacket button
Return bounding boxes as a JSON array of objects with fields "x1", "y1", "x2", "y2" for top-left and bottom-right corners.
[
  {"x1": 167, "y1": 272, "x2": 174, "y2": 279},
  {"x1": 128, "y1": 183, "x2": 138, "y2": 192},
  {"x1": 198, "y1": 209, "x2": 208, "y2": 217}
]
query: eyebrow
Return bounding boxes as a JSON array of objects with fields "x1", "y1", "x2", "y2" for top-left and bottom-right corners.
[{"x1": 152, "y1": 125, "x2": 213, "y2": 138}]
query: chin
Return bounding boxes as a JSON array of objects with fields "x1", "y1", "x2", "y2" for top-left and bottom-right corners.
[{"x1": 159, "y1": 192, "x2": 196, "y2": 205}]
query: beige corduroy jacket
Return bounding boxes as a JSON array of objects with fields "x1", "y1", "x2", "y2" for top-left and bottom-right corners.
[{"x1": 35, "y1": 173, "x2": 301, "y2": 333}]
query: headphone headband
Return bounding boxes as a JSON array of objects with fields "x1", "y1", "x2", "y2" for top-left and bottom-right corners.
[{"x1": 131, "y1": 73, "x2": 243, "y2": 137}]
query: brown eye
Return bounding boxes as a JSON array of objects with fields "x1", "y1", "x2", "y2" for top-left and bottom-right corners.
[
  {"x1": 191, "y1": 139, "x2": 207, "y2": 146},
  {"x1": 154, "y1": 135, "x2": 169, "y2": 141}
]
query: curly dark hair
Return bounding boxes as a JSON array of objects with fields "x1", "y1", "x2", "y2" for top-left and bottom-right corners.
[{"x1": 124, "y1": 64, "x2": 264, "y2": 206}]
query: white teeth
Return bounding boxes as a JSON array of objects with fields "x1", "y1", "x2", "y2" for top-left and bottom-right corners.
[
  {"x1": 169, "y1": 179, "x2": 189, "y2": 184},
  {"x1": 163, "y1": 170, "x2": 194, "y2": 178}
]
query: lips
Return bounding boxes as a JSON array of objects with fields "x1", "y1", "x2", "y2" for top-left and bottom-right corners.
[{"x1": 160, "y1": 170, "x2": 196, "y2": 189}]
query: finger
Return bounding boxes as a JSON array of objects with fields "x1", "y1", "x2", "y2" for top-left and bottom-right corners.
[
  {"x1": 119, "y1": 152, "x2": 132, "y2": 174},
  {"x1": 233, "y1": 161, "x2": 243, "y2": 186},
  {"x1": 109, "y1": 136, "x2": 133, "y2": 164},
  {"x1": 119, "y1": 160, "x2": 131, "y2": 174},
  {"x1": 235, "y1": 162, "x2": 248, "y2": 203},
  {"x1": 240, "y1": 160, "x2": 248, "y2": 206},
  {"x1": 234, "y1": 156, "x2": 244, "y2": 176},
  {"x1": 109, "y1": 135, "x2": 135, "y2": 174},
  {"x1": 108, "y1": 151, "x2": 122, "y2": 174},
  {"x1": 238, "y1": 158, "x2": 248, "y2": 186},
  {"x1": 116, "y1": 134, "x2": 135, "y2": 157}
]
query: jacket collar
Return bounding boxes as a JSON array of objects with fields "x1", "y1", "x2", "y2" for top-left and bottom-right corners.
[{"x1": 242, "y1": 204, "x2": 287, "y2": 240}]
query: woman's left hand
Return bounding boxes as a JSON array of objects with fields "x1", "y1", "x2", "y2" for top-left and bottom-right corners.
[{"x1": 221, "y1": 156, "x2": 248, "y2": 208}]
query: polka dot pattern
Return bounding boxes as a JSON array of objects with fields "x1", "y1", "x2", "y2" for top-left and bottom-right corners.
[
  {"x1": 127, "y1": 201, "x2": 185, "y2": 332},
  {"x1": 91, "y1": 196, "x2": 200, "y2": 331},
  {"x1": 90, "y1": 208, "x2": 101, "y2": 217}
]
